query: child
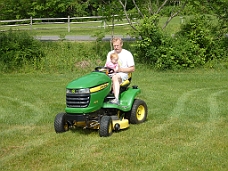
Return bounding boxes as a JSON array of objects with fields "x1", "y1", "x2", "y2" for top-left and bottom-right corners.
[{"x1": 105, "y1": 52, "x2": 119, "y2": 73}]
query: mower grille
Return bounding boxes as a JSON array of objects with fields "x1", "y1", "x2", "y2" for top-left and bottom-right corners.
[{"x1": 66, "y1": 93, "x2": 90, "y2": 108}]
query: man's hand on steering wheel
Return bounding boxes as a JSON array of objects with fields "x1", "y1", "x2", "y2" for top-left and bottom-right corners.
[{"x1": 94, "y1": 67, "x2": 114, "y2": 74}]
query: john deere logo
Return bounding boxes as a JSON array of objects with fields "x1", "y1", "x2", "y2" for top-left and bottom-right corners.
[
  {"x1": 72, "y1": 89, "x2": 75, "y2": 93},
  {"x1": 90, "y1": 83, "x2": 109, "y2": 93}
]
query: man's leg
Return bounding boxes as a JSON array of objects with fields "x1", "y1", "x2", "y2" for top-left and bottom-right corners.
[{"x1": 111, "y1": 74, "x2": 122, "y2": 102}]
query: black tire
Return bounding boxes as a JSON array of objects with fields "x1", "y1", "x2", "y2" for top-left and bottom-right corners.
[
  {"x1": 99, "y1": 116, "x2": 113, "y2": 137},
  {"x1": 129, "y1": 99, "x2": 148, "y2": 124},
  {"x1": 54, "y1": 113, "x2": 69, "y2": 133}
]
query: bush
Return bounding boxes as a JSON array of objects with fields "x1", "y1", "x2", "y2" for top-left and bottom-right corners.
[
  {"x1": 157, "y1": 37, "x2": 207, "y2": 69},
  {"x1": 0, "y1": 30, "x2": 44, "y2": 72},
  {"x1": 176, "y1": 15, "x2": 227, "y2": 64},
  {"x1": 133, "y1": 14, "x2": 227, "y2": 70},
  {"x1": 133, "y1": 16, "x2": 167, "y2": 65}
]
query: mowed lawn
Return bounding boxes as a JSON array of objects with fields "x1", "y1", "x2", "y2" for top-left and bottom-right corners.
[{"x1": 0, "y1": 68, "x2": 228, "y2": 171}]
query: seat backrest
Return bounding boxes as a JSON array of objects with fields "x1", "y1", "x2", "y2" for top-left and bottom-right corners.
[{"x1": 120, "y1": 73, "x2": 132, "y2": 87}]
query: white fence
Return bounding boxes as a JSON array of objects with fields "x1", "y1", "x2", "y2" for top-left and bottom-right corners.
[{"x1": 0, "y1": 15, "x2": 133, "y2": 32}]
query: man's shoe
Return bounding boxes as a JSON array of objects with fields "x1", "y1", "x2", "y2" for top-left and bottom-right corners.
[{"x1": 109, "y1": 98, "x2": 119, "y2": 105}]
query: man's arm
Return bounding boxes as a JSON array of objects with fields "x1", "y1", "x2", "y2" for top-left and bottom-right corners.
[{"x1": 118, "y1": 66, "x2": 135, "y2": 73}]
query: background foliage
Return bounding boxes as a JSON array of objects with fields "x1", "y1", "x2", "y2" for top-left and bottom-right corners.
[
  {"x1": 133, "y1": 14, "x2": 227, "y2": 70},
  {"x1": 0, "y1": 0, "x2": 227, "y2": 72},
  {"x1": 0, "y1": 31, "x2": 44, "y2": 72}
]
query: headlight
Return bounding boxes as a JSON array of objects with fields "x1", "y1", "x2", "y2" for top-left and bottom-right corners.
[{"x1": 66, "y1": 88, "x2": 90, "y2": 94}]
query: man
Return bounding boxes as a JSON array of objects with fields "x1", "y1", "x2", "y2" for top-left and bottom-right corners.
[{"x1": 105, "y1": 37, "x2": 135, "y2": 105}]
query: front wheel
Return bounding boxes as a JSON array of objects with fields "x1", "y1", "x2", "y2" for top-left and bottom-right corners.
[
  {"x1": 129, "y1": 99, "x2": 148, "y2": 124},
  {"x1": 99, "y1": 116, "x2": 113, "y2": 137},
  {"x1": 54, "y1": 113, "x2": 69, "y2": 133}
]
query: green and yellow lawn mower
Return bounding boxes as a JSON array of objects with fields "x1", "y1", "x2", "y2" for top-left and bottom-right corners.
[{"x1": 54, "y1": 67, "x2": 148, "y2": 137}]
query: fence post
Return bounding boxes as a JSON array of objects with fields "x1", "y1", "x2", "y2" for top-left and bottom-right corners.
[
  {"x1": 180, "y1": 16, "x2": 184, "y2": 24},
  {"x1": 30, "y1": 16, "x2": 33, "y2": 30},
  {"x1": 68, "y1": 16, "x2": 70, "y2": 32},
  {"x1": 103, "y1": 21, "x2": 106, "y2": 29}
]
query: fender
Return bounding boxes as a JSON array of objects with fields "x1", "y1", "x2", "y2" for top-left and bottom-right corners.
[{"x1": 102, "y1": 87, "x2": 141, "y2": 111}]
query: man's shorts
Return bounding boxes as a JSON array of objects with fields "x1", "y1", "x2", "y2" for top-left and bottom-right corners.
[{"x1": 117, "y1": 72, "x2": 128, "y2": 83}]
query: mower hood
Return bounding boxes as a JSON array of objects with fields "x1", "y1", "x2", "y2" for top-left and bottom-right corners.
[{"x1": 66, "y1": 71, "x2": 111, "y2": 89}]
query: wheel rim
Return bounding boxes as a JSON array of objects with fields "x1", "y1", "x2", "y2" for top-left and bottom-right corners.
[
  {"x1": 64, "y1": 122, "x2": 69, "y2": 131},
  {"x1": 136, "y1": 105, "x2": 145, "y2": 121},
  {"x1": 108, "y1": 122, "x2": 112, "y2": 134}
]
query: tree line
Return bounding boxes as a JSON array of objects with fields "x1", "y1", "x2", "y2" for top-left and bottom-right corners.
[
  {"x1": 0, "y1": 0, "x2": 227, "y2": 34},
  {"x1": 0, "y1": 1, "x2": 224, "y2": 19},
  {"x1": 0, "y1": 0, "x2": 227, "y2": 71}
]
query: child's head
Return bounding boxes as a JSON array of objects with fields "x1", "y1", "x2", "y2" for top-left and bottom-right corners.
[{"x1": 110, "y1": 53, "x2": 119, "y2": 64}]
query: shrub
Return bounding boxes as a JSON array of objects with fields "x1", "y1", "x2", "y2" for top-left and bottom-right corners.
[
  {"x1": 158, "y1": 37, "x2": 207, "y2": 69},
  {"x1": 133, "y1": 16, "x2": 167, "y2": 65},
  {"x1": 133, "y1": 14, "x2": 227, "y2": 70},
  {"x1": 0, "y1": 30, "x2": 44, "y2": 72}
]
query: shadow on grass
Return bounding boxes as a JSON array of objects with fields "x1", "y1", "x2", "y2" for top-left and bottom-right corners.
[
  {"x1": 69, "y1": 126, "x2": 131, "y2": 136},
  {"x1": 70, "y1": 127, "x2": 97, "y2": 135}
]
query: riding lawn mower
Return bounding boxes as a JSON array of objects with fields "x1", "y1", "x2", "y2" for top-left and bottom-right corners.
[{"x1": 54, "y1": 67, "x2": 148, "y2": 137}]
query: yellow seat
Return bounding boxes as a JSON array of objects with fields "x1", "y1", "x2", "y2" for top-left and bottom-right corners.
[{"x1": 120, "y1": 73, "x2": 132, "y2": 87}]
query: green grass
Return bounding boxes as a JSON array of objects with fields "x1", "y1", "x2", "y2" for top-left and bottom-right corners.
[
  {"x1": 0, "y1": 17, "x2": 182, "y2": 36},
  {"x1": 1, "y1": 15, "x2": 219, "y2": 38},
  {"x1": 0, "y1": 68, "x2": 228, "y2": 171},
  {"x1": 0, "y1": 19, "x2": 135, "y2": 36}
]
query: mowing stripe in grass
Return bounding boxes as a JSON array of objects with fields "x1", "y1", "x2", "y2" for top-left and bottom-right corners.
[
  {"x1": 208, "y1": 90, "x2": 227, "y2": 120},
  {"x1": 171, "y1": 88, "x2": 209, "y2": 118},
  {"x1": 186, "y1": 89, "x2": 226, "y2": 145},
  {"x1": 0, "y1": 95, "x2": 45, "y2": 126},
  {"x1": 152, "y1": 88, "x2": 227, "y2": 170},
  {"x1": 0, "y1": 130, "x2": 53, "y2": 165},
  {"x1": 0, "y1": 106, "x2": 7, "y2": 119},
  {"x1": 0, "y1": 71, "x2": 227, "y2": 170},
  {"x1": 148, "y1": 88, "x2": 208, "y2": 134}
]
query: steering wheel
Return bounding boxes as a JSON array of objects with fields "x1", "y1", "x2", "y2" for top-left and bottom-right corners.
[{"x1": 94, "y1": 66, "x2": 114, "y2": 74}]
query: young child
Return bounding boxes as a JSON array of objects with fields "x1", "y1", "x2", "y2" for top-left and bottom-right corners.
[{"x1": 105, "y1": 52, "x2": 119, "y2": 72}]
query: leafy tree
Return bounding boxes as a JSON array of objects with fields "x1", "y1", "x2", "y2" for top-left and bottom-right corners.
[
  {"x1": 97, "y1": 1, "x2": 124, "y2": 39},
  {"x1": 117, "y1": 0, "x2": 187, "y2": 31},
  {"x1": 111, "y1": 0, "x2": 227, "y2": 69},
  {"x1": 0, "y1": 30, "x2": 44, "y2": 72},
  {"x1": 205, "y1": 0, "x2": 227, "y2": 36},
  {"x1": 29, "y1": 0, "x2": 90, "y2": 18},
  {"x1": 0, "y1": 0, "x2": 96, "y2": 20}
]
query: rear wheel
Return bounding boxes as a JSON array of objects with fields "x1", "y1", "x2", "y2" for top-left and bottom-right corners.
[
  {"x1": 99, "y1": 116, "x2": 113, "y2": 137},
  {"x1": 129, "y1": 99, "x2": 148, "y2": 124},
  {"x1": 54, "y1": 113, "x2": 69, "y2": 133}
]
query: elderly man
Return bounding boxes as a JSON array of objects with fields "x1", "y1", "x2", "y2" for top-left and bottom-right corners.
[{"x1": 105, "y1": 37, "x2": 135, "y2": 105}]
